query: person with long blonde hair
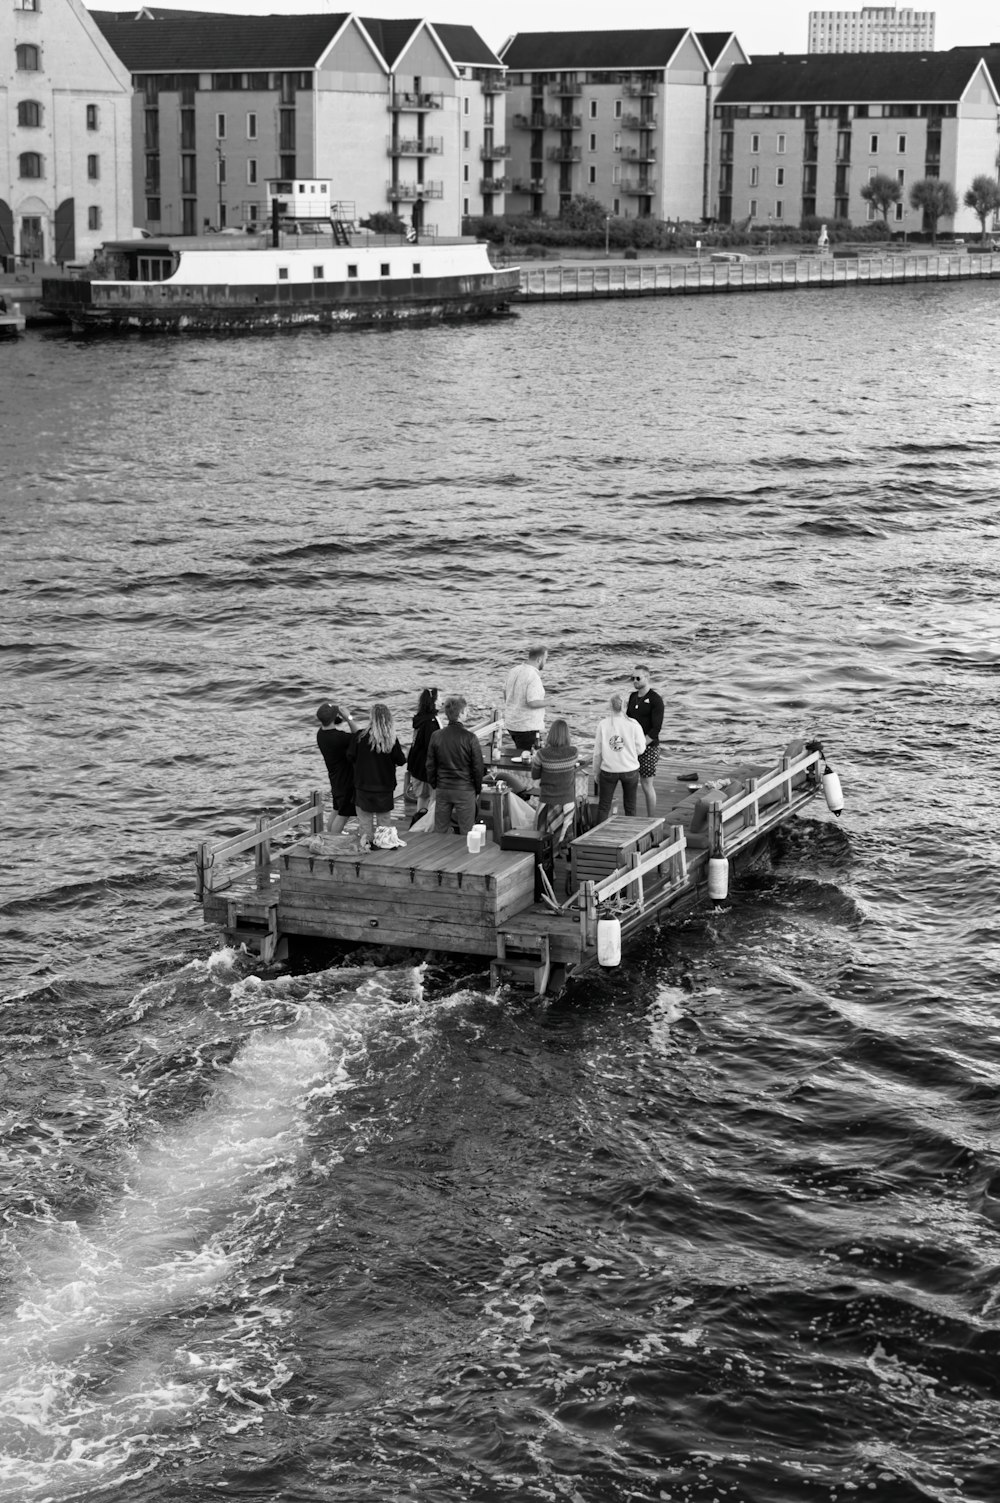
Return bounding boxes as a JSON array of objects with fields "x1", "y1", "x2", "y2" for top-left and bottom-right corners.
[{"x1": 347, "y1": 703, "x2": 405, "y2": 846}]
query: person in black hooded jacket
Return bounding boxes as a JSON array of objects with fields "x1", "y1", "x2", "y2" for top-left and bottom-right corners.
[{"x1": 406, "y1": 686, "x2": 439, "y2": 820}]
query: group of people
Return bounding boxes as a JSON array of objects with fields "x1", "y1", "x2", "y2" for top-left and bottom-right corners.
[{"x1": 315, "y1": 645, "x2": 665, "y2": 848}]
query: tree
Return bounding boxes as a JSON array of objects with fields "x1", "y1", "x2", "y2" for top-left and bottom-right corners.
[
  {"x1": 559, "y1": 195, "x2": 609, "y2": 230},
  {"x1": 860, "y1": 172, "x2": 902, "y2": 227},
  {"x1": 963, "y1": 174, "x2": 1000, "y2": 242},
  {"x1": 360, "y1": 211, "x2": 407, "y2": 235},
  {"x1": 908, "y1": 178, "x2": 958, "y2": 244}
]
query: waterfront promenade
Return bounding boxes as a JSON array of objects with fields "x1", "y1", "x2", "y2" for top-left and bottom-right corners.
[{"x1": 516, "y1": 247, "x2": 1000, "y2": 301}]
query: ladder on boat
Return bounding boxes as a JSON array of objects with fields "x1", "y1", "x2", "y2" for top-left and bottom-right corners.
[
  {"x1": 491, "y1": 930, "x2": 552, "y2": 997},
  {"x1": 224, "y1": 887, "x2": 283, "y2": 965}
]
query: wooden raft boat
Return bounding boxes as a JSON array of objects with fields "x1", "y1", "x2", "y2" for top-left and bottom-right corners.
[{"x1": 195, "y1": 736, "x2": 833, "y2": 995}]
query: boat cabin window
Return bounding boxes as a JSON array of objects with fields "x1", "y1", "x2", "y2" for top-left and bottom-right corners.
[
  {"x1": 380, "y1": 263, "x2": 390, "y2": 276},
  {"x1": 347, "y1": 265, "x2": 358, "y2": 278},
  {"x1": 278, "y1": 267, "x2": 289, "y2": 280},
  {"x1": 137, "y1": 256, "x2": 175, "y2": 281},
  {"x1": 313, "y1": 265, "x2": 324, "y2": 279},
  {"x1": 412, "y1": 262, "x2": 421, "y2": 274}
]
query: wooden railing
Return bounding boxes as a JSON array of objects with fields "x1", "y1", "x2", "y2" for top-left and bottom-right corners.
[
  {"x1": 575, "y1": 744, "x2": 823, "y2": 952},
  {"x1": 195, "y1": 791, "x2": 324, "y2": 899}
]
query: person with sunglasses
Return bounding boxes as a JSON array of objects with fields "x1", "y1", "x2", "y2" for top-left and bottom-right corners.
[{"x1": 627, "y1": 663, "x2": 664, "y2": 817}]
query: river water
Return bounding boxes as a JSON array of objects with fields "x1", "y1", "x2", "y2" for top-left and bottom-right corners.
[{"x1": 2, "y1": 281, "x2": 999, "y2": 1503}]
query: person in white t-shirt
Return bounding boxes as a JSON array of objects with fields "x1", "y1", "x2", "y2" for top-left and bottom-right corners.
[
  {"x1": 592, "y1": 692, "x2": 647, "y2": 821},
  {"x1": 503, "y1": 644, "x2": 548, "y2": 752}
]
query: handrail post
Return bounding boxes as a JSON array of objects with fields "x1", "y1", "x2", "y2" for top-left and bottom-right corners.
[
  {"x1": 255, "y1": 812, "x2": 271, "y2": 890},
  {"x1": 746, "y1": 776, "x2": 758, "y2": 830},
  {"x1": 310, "y1": 788, "x2": 324, "y2": 836},
  {"x1": 781, "y1": 754, "x2": 793, "y2": 806},
  {"x1": 195, "y1": 840, "x2": 212, "y2": 899},
  {"x1": 629, "y1": 849, "x2": 645, "y2": 909},
  {"x1": 707, "y1": 802, "x2": 724, "y2": 858},
  {"x1": 581, "y1": 879, "x2": 598, "y2": 951},
  {"x1": 670, "y1": 823, "x2": 687, "y2": 885},
  {"x1": 490, "y1": 705, "x2": 504, "y2": 761}
]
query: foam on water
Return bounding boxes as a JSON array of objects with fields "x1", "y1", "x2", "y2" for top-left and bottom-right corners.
[{"x1": 0, "y1": 960, "x2": 431, "y2": 1499}]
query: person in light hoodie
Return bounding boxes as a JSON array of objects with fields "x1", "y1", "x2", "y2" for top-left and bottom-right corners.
[{"x1": 592, "y1": 692, "x2": 647, "y2": 822}]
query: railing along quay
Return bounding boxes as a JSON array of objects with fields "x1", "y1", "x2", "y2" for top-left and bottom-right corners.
[{"x1": 516, "y1": 250, "x2": 1000, "y2": 302}]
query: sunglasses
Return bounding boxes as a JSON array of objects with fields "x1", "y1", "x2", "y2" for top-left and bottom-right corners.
[{"x1": 630, "y1": 675, "x2": 644, "y2": 683}]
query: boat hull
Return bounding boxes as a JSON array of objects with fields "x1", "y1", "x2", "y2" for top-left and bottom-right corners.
[{"x1": 41, "y1": 270, "x2": 519, "y2": 334}]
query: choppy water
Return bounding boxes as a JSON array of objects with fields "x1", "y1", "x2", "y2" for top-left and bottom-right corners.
[{"x1": 2, "y1": 281, "x2": 999, "y2": 1502}]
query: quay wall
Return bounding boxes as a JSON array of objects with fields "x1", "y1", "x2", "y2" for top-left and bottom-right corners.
[{"x1": 515, "y1": 250, "x2": 1000, "y2": 302}]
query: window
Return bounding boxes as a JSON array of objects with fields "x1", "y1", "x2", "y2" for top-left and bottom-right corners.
[
  {"x1": 348, "y1": 264, "x2": 358, "y2": 278},
  {"x1": 16, "y1": 43, "x2": 40, "y2": 70},
  {"x1": 775, "y1": 199, "x2": 783, "y2": 218},
  {"x1": 216, "y1": 157, "x2": 226, "y2": 184},
  {"x1": 247, "y1": 159, "x2": 257, "y2": 185},
  {"x1": 86, "y1": 103, "x2": 99, "y2": 131},
  {"x1": 463, "y1": 197, "x2": 469, "y2": 215},
  {"x1": 897, "y1": 133, "x2": 907, "y2": 152},
  {"x1": 464, "y1": 97, "x2": 469, "y2": 114},
  {"x1": 869, "y1": 133, "x2": 879, "y2": 152},
  {"x1": 88, "y1": 206, "x2": 101, "y2": 230},
  {"x1": 612, "y1": 163, "x2": 621, "y2": 184},
  {"x1": 775, "y1": 167, "x2": 785, "y2": 186},
  {"x1": 589, "y1": 99, "x2": 598, "y2": 119},
  {"x1": 868, "y1": 166, "x2": 879, "y2": 181},
  {"x1": 313, "y1": 265, "x2": 324, "y2": 279},
  {"x1": 17, "y1": 100, "x2": 41, "y2": 127},
  {"x1": 750, "y1": 165, "x2": 758, "y2": 186},
  {"x1": 866, "y1": 203, "x2": 876, "y2": 221},
  {"x1": 278, "y1": 267, "x2": 288, "y2": 279},
  {"x1": 146, "y1": 197, "x2": 161, "y2": 220},
  {"x1": 776, "y1": 133, "x2": 786, "y2": 153},
  {"x1": 613, "y1": 131, "x2": 621, "y2": 152},
  {"x1": 413, "y1": 261, "x2": 421, "y2": 274},
  {"x1": 18, "y1": 152, "x2": 43, "y2": 178},
  {"x1": 463, "y1": 129, "x2": 470, "y2": 148},
  {"x1": 588, "y1": 165, "x2": 596, "y2": 184},
  {"x1": 751, "y1": 133, "x2": 760, "y2": 152},
  {"x1": 216, "y1": 113, "x2": 226, "y2": 139},
  {"x1": 897, "y1": 168, "x2": 905, "y2": 184},
  {"x1": 463, "y1": 163, "x2": 469, "y2": 181},
  {"x1": 589, "y1": 132, "x2": 596, "y2": 151},
  {"x1": 894, "y1": 201, "x2": 904, "y2": 221},
  {"x1": 15, "y1": 0, "x2": 40, "y2": 9},
  {"x1": 247, "y1": 112, "x2": 257, "y2": 139},
  {"x1": 614, "y1": 99, "x2": 622, "y2": 119},
  {"x1": 380, "y1": 262, "x2": 390, "y2": 275},
  {"x1": 613, "y1": 197, "x2": 620, "y2": 214},
  {"x1": 749, "y1": 197, "x2": 758, "y2": 217},
  {"x1": 87, "y1": 154, "x2": 99, "y2": 179}
]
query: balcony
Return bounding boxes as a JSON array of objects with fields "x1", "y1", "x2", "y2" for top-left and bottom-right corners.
[
  {"x1": 388, "y1": 136, "x2": 443, "y2": 156},
  {"x1": 513, "y1": 113, "x2": 546, "y2": 130},
  {"x1": 546, "y1": 145, "x2": 582, "y2": 162},
  {"x1": 389, "y1": 92, "x2": 443, "y2": 111},
  {"x1": 480, "y1": 177, "x2": 509, "y2": 193},
  {"x1": 621, "y1": 113, "x2": 658, "y2": 132},
  {"x1": 620, "y1": 176, "x2": 657, "y2": 195},
  {"x1": 480, "y1": 142, "x2": 512, "y2": 159},
  {"x1": 387, "y1": 180, "x2": 444, "y2": 200},
  {"x1": 481, "y1": 74, "x2": 507, "y2": 93},
  {"x1": 512, "y1": 177, "x2": 547, "y2": 193},
  {"x1": 547, "y1": 79, "x2": 582, "y2": 96},
  {"x1": 621, "y1": 78, "x2": 659, "y2": 96},
  {"x1": 621, "y1": 145, "x2": 656, "y2": 162},
  {"x1": 549, "y1": 113, "x2": 581, "y2": 130}
]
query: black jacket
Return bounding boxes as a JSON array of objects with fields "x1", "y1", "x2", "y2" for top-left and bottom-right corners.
[{"x1": 426, "y1": 721, "x2": 485, "y2": 793}]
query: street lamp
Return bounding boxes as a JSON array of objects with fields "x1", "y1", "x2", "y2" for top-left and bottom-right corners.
[
  {"x1": 605, "y1": 213, "x2": 611, "y2": 258},
  {"x1": 766, "y1": 212, "x2": 773, "y2": 255},
  {"x1": 216, "y1": 143, "x2": 225, "y2": 231}
]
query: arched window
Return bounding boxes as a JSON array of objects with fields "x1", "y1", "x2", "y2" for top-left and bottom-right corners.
[
  {"x1": 18, "y1": 100, "x2": 42, "y2": 128},
  {"x1": 16, "y1": 43, "x2": 41, "y2": 70},
  {"x1": 19, "y1": 152, "x2": 43, "y2": 179}
]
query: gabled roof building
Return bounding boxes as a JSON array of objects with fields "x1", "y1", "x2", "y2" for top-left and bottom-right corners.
[
  {"x1": 1, "y1": 0, "x2": 133, "y2": 266},
  {"x1": 713, "y1": 50, "x2": 1000, "y2": 232},
  {"x1": 498, "y1": 28, "x2": 747, "y2": 222},
  {"x1": 93, "y1": 10, "x2": 506, "y2": 238}
]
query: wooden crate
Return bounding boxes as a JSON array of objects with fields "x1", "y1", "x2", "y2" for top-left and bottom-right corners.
[
  {"x1": 570, "y1": 815, "x2": 665, "y2": 886},
  {"x1": 277, "y1": 831, "x2": 536, "y2": 953}
]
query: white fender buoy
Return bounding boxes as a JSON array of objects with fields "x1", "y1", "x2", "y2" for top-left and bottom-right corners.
[
  {"x1": 597, "y1": 916, "x2": 621, "y2": 967},
  {"x1": 708, "y1": 854, "x2": 729, "y2": 901},
  {"x1": 822, "y1": 763, "x2": 844, "y2": 817}
]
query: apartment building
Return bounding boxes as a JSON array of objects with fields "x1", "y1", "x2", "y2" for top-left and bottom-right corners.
[
  {"x1": 1, "y1": 0, "x2": 132, "y2": 264},
  {"x1": 808, "y1": 9, "x2": 936, "y2": 55},
  {"x1": 499, "y1": 28, "x2": 747, "y2": 222},
  {"x1": 93, "y1": 11, "x2": 505, "y2": 239},
  {"x1": 714, "y1": 51, "x2": 998, "y2": 235}
]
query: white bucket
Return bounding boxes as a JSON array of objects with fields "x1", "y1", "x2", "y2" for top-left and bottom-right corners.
[{"x1": 597, "y1": 916, "x2": 621, "y2": 967}]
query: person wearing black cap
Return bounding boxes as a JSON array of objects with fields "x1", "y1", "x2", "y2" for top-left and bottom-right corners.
[{"x1": 316, "y1": 702, "x2": 357, "y2": 834}]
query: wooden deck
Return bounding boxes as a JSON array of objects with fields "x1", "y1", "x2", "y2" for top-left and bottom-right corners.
[{"x1": 196, "y1": 735, "x2": 829, "y2": 992}]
